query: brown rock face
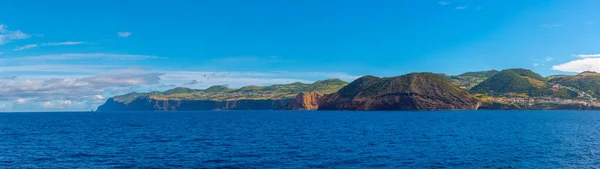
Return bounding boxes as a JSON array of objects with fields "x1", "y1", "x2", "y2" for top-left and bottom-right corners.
[
  {"x1": 318, "y1": 73, "x2": 480, "y2": 110},
  {"x1": 278, "y1": 91, "x2": 323, "y2": 110}
]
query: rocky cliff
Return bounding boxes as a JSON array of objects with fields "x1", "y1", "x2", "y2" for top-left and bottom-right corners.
[
  {"x1": 318, "y1": 73, "x2": 480, "y2": 110},
  {"x1": 96, "y1": 97, "x2": 292, "y2": 111},
  {"x1": 277, "y1": 91, "x2": 323, "y2": 110}
]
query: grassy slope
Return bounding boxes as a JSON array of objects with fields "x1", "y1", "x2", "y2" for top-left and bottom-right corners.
[
  {"x1": 549, "y1": 72, "x2": 600, "y2": 97},
  {"x1": 442, "y1": 70, "x2": 498, "y2": 89},
  {"x1": 112, "y1": 78, "x2": 348, "y2": 103}
]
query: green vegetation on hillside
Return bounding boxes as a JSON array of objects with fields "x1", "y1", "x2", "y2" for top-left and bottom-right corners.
[
  {"x1": 549, "y1": 71, "x2": 600, "y2": 97},
  {"x1": 470, "y1": 69, "x2": 552, "y2": 97},
  {"x1": 441, "y1": 70, "x2": 498, "y2": 89},
  {"x1": 112, "y1": 78, "x2": 348, "y2": 103},
  {"x1": 110, "y1": 69, "x2": 600, "y2": 105},
  {"x1": 319, "y1": 73, "x2": 479, "y2": 110}
]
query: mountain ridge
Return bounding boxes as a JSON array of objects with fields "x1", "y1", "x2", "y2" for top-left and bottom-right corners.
[{"x1": 98, "y1": 69, "x2": 600, "y2": 111}]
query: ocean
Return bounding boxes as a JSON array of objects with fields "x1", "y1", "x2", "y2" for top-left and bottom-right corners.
[{"x1": 1, "y1": 110, "x2": 600, "y2": 168}]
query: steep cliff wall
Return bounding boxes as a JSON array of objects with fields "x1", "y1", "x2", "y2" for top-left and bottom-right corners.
[
  {"x1": 278, "y1": 91, "x2": 323, "y2": 110},
  {"x1": 97, "y1": 97, "x2": 292, "y2": 111}
]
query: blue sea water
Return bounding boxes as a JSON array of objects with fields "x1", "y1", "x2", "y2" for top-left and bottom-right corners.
[{"x1": 1, "y1": 111, "x2": 600, "y2": 168}]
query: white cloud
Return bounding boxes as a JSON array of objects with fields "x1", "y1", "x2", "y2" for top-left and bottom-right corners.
[
  {"x1": 552, "y1": 58, "x2": 600, "y2": 73},
  {"x1": 43, "y1": 41, "x2": 85, "y2": 46},
  {"x1": 11, "y1": 42, "x2": 85, "y2": 51},
  {"x1": 456, "y1": 6, "x2": 468, "y2": 10},
  {"x1": 80, "y1": 73, "x2": 164, "y2": 87},
  {"x1": 0, "y1": 24, "x2": 31, "y2": 45},
  {"x1": 587, "y1": 21, "x2": 596, "y2": 25},
  {"x1": 17, "y1": 98, "x2": 27, "y2": 103},
  {"x1": 13, "y1": 44, "x2": 39, "y2": 51},
  {"x1": 438, "y1": 1, "x2": 450, "y2": 5},
  {"x1": 2, "y1": 53, "x2": 165, "y2": 61},
  {"x1": 118, "y1": 32, "x2": 132, "y2": 38},
  {"x1": 573, "y1": 54, "x2": 600, "y2": 58},
  {"x1": 533, "y1": 63, "x2": 541, "y2": 67},
  {"x1": 545, "y1": 57, "x2": 554, "y2": 61},
  {"x1": 0, "y1": 73, "x2": 163, "y2": 101},
  {"x1": 540, "y1": 24, "x2": 563, "y2": 28},
  {"x1": 0, "y1": 64, "x2": 119, "y2": 74},
  {"x1": 0, "y1": 72, "x2": 165, "y2": 111}
]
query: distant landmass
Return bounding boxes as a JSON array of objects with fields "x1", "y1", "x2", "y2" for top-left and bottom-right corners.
[
  {"x1": 97, "y1": 69, "x2": 600, "y2": 111},
  {"x1": 96, "y1": 79, "x2": 347, "y2": 111}
]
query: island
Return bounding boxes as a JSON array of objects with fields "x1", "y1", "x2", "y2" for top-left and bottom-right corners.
[{"x1": 97, "y1": 69, "x2": 600, "y2": 111}]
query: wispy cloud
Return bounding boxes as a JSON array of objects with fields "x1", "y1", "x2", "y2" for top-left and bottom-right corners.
[
  {"x1": 13, "y1": 44, "x2": 39, "y2": 51},
  {"x1": 12, "y1": 41, "x2": 86, "y2": 51},
  {"x1": 531, "y1": 57, "x2": 554, "y2": 68},
  {"x1": 540, "y1": 24, "x2": 563, "y2": 28},
  {"x1": 587, "y1": 21, "x2": 596, "y2": 25},
  {"x1": 455, "y1": 6, "x2": 468, "y2": 10},
  {"x1": 43, "y1": 41, "x2": 85, "y2": 46},
  {"x1": 438, "y1": 1, "x2": 450, "y2": 5},
  {"x1": 2, "y1": 53, "x2": 166, "y2": 62},
  {"x1": 573, "y1": 54, "x2": 600, "y2": 58},
  {"x1": 118, "y1": 32, "x2": 132, "y2": 38},
  {"x1": 0, "y1": 64, "x2": 119, "y2": 74},
  {"x1": 0, "y1": 24, "x2": 31, "y2": 45}
]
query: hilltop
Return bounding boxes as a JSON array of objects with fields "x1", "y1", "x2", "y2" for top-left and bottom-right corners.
[
  {"x1": 441, "y1": 70, "x2": 498, "y2": 89},
  {"x1": 111, "y1": 78, "x2": 347, "y2": 103},
  {"x1": 469, "y1": 69, "x2": 551, "y2": 96},
  {"x1": 318, "y1": 73, "x2": 479, "y2": 110}
]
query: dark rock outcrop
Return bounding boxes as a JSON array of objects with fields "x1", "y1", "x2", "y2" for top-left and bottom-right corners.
[{"x1": 318, "y1": 73, "x2": 479, "y2": 110}]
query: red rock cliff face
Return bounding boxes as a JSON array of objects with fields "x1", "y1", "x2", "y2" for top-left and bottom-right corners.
[{"x1": 278, "y1": 91, "x2": 323, "y2": 110}]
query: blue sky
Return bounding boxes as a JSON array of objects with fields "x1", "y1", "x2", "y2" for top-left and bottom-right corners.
[{"x1": 0, "y1": 0, "x2": 599, "y2": 111}]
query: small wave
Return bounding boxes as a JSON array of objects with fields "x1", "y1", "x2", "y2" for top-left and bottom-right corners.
[
  {"x1": 33, "y1": 157, "x2": 55, "y2": 161},
  {"x1": 69, "y1": 153, "x2": 101, "y2": 158},
  {"x1": 203, "y1": 159, "x2": 228, "y2": 164}
]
